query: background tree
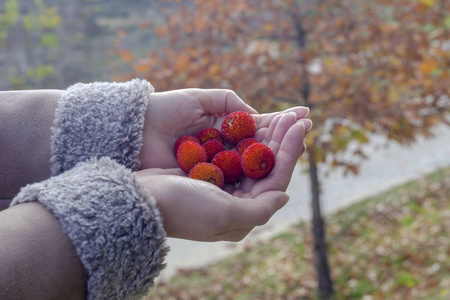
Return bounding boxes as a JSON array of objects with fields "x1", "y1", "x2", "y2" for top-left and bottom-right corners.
[
  {"x1": 0, "y1": 0, "x2": 159, "y2": 90},
  {"x1": 114, "y1": 0, "x2": 449, "y2": 298},
  {"x1": 0, "y1": 0, "x2": 61, "y2": 88}
]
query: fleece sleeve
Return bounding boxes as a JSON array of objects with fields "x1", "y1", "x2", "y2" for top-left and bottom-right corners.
[
  {"x1": 50, "y1": 79, "x2": 153, "y2": 176},
  {"x1": 10, "y1": 157, "x2": 168, "y2": 300}
]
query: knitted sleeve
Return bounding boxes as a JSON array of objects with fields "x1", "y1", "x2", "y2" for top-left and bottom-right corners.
[
  {"x1": 10, "y1": 157, "x2": 169, "y2": 300},
  {"x1": 50, "y1": 79, "x2": 153, "y2": 176}
]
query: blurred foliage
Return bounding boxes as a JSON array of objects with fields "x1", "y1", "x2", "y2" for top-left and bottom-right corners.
[
  {"x1": 146, "y1": 167, "x2": 450, "y2": 299},
  {"x1": 0, "y1": 0, "x2": 60, "y2": 88},
  {"x1": 0, "y1": 0, "x2": 19, "y2": 45},
  {"x1": 0, "y1": 0, "x2": 164, "y2": 89},
  {"x1": 114, "y1": 0, "x2": 449, "y2": 175}
]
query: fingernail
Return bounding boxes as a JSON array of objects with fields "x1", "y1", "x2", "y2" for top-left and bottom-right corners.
[
  {"x1": 281, "y1": 112, "x2": 297, "y2": 123},
  {"x1": 300, "y1": 107, "x2": 310, "y2": 118},
  {"x1": 301, "y1": 119, "x2": 313, "y2": 132},
  {"x1": 288, "y1": 112, "x2": 297, "y2": 120},
  {"x1": 278, "y1": 193, "x2": 290, "y2": 209}
]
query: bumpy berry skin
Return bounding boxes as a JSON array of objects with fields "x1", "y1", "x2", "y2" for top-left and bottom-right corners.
[
  {"x1": 212, "y1": 150, "x2": 242, "y2": 184},
  {"x1": 235, "y1": 138, "x2": 259, "y2": 155},
  {"x1": 174, "y1": 135, "x2": 200, "y2": 156},
  {"x1": 176, "y1": 141, "x2": 207, "y2": 172},
  {"x1": 241, "y1": 142, "x2": 275, "y2": 179},
  {"x1": 188, "y1": 162, "x2": 225, "y2": 189},
  {"x1": 221, "y1": 111, "x2": 256, "y2": 145},
  {"x1": 202, "y1": 139, "x2": 225, "y2": 162},
  {"x1": 196, "y1": 128, "x2": 223, "y2": 144}
]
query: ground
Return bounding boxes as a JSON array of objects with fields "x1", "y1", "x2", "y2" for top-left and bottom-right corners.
[{"x1": 147, "y1": 167, "x2": 450, "y2": 300}]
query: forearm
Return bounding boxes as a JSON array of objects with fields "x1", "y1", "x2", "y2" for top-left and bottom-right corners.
[
  {"x1": 0, "y1": 202, "x2": 87, "y2": 300},
  {"x1": 0, "y1": 80, "x2": 153, "y2": 200},
  {"x1": 6, "y1": 157, "x2": 168, "y2": 300},
  {"x1": 0, "y1": 90, "x2": 62, "y2": 199}
]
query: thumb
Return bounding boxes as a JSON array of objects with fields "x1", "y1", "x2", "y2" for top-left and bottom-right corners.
[
  {"x1": 197, "y1": 89, "x2": 258, "y2": 115},
  {"x1": 230, "y1": 191, "x2": 290, "y2": 228}
]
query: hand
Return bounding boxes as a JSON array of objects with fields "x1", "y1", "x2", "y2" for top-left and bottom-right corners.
[
  {"x1": 136, "y1": 111, "x2": 308, "y2": 242},
  {"x1": 139, "y1": 88, "x2": 310, "y2": 169}
]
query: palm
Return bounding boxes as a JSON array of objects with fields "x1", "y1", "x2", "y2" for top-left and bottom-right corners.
[
  {"x1": 137, "y1": 111, "x2": 308, "y2": 242},
  {"x1": 140, "y1": 88, "x2": 309, "y2": 170},
  {"x1": 225, "y1": 111, "x2": 306, "y2": 195}
]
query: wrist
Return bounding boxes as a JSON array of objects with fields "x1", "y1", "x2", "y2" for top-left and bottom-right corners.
[
  {"x1": 139, "y1": 91, "x2": 156, "y2": 170},
  {"x1": 50, "y1": 79, "x2": 153, "y2": 175},
  {"x1": 10, "y1": 157, "x2": 168, "y2": 300}
]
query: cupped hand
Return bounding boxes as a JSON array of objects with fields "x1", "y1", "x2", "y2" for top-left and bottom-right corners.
[
  {"x1": 139, "y1": 88, "x2": 310, "y2": 169},
  {"x1": 136, "y1": 111, "x2": 308, "y2": 242}
]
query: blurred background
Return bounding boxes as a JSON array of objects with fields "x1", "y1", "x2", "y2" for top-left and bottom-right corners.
[{"x1": 1, "y1": 0, "x2": 449, "y2": 299}]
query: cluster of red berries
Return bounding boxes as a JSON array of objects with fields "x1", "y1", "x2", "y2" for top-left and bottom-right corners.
[{"x1": 174, "y1": 111, "x2": 275, "y2": 189}]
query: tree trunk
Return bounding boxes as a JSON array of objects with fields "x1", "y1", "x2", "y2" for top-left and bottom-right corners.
[
  {"x1": 308, "y1": 148, "x2": 334, "y2": 299},
  {"x1": 291, "y1": 3, "x2": 334, "y2": 297}
]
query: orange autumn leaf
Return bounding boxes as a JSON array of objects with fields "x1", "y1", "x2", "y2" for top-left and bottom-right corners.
[
  {"x1": 419, "y1": 59, "x2": 438, "y2": 75},
  {"x1": 112, "y1": 0, "x2": 449, "y2": 169},
  {"x1": 117, "y1": 49, "x2": 134, "y2": 63},
  {"x1": 133, "y1": 60, "x2": 152, "y2": 74},
  {"x1": 154, "y1": 25, "x2": 169, "y2": 37}
]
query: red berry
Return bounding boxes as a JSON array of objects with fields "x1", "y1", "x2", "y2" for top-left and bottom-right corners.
[
  {"x1": 202, "y1": 139, "x2": 225, "y2": 162},
  {"x1": 235, "y1": 138, "x2": 259, "y2": 155},
  {"x1": 212, "y1": 150, "x2": 242, "y2": 183},
  {"x1": 176, "y1": 141, "x2": 207, "y2": 172},
  {"x1": 188, "y1": 162, "x2": 225, "y2": 189},
  {"x1": 221, "y1": 111, "x2": 256, "y2": 145},
  {"x1": 174, "y1": 135, "x2": 200, "y2": 156},
  {"x1": 196, "y1": 128, "x2": 223, "y2": 144},
  {"x1": 241, "y1": 142, "x2": 275, "y2": 179}
]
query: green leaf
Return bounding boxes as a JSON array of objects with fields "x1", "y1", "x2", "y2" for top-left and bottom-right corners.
[
  {"x1": 395, "y1": 271, "x2": 418, "y2": 288},
  {"x1": 40, "y1": 33, "x2": 59, "y2": 47},
  {"x1": 445, "y1": 16, "x2": 450, "y2": 29},
  {"x1": 420, "y1": 0, "x2": 436, "y2": 7},
  {"x1": 41, "y1": 7, "x2": 60, "y2": 28},
  {"x1": 423, "y1": 23, "x2": 435, "y2": 33},
  {"x1": 23, "y1": 15, "x2": 38, "y2": 32},
  {"x1": 3, "y1": 0, "x2": 19, "y2": 26},
  {"x1": 26, "y1": 64, "x2": 54, "y2": 79},
  {"x1": 401, "y1": 215, "x2": 415, "y2": 226},
  {"x1": 350, "y1": 130, "x2": 369, "y2": 143}
]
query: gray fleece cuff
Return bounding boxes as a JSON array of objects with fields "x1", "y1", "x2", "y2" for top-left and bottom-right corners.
[
  {"x1": 11, "y1": 157, "x2": 168, "y2": 300},
  {"x1": 50, "y1": 79, "x2": 153, "y2": 176}
]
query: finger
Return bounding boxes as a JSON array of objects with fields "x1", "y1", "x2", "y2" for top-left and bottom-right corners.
[
  {"x1": 253, "y1": 127, "x2": 268, "y2": 142},
  {"x1": 194, "y1": 89, "x2": 258, "y2": 115},
  {"x1": 301, "y1": 118, "x2": 313, "y2": 132},
  {"x1": 238, "y1": 176, "x2": 258, "y2": 193},
  {"x1": 267, "y1": 112, "x2": 297, "y2": 155},
  {"x1": 239, "y1": 116, "x2": 303, "y2": 193},
  {"x1": 253, "y1": 106, "x2": 309, "y2": 129},
  {"x1": 239, "y1": 114, "x2": 292, "y2": 192},
  {"x1": 137, "y1": 168, "x2": 185, "y2": 176},
  {"x1": 269, "y1": 122, "x2": 306, "y2": 190},
  {"x1": 226, "y1": 191, "x2": 290, "y2": 229},
  {"x1": 252, "y1": 122, "x2": 306, "y2": 195},
  {"x1": 257, "y1": 115, "x2": 311, "y2": 143},
  {"x1": 257, "y1": 114, "x2": 282, "y2": 144},
  {"x1": 239, "y1": 113, "x2": 295, "y2": 192},
  {"x1": 278, "y1": 121, "x2": 306, "y2": 158}
]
